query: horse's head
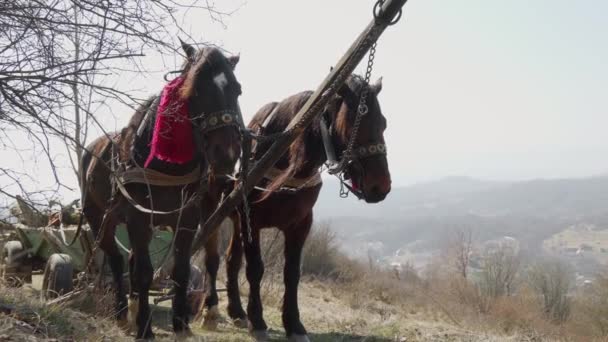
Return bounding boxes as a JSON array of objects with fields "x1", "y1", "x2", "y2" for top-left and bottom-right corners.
[
  {"x1": 179, "y1": 41, "x2": 242, "y2": 175},
  {"x1": 331, "y1": 75, "x2": 391, "y2": 203}
]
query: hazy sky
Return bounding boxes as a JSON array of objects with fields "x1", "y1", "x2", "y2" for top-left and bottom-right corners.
[
  {"x1": 187, "y1": 0, "x2": 608, "y2": 185},
  {"x1": 2, "y1": 0, "x2": 607, "y2": 201}
]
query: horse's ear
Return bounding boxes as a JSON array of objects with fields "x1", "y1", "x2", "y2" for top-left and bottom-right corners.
[
  {"x1": 228, "y1": 54, "x2": 240, "y2": 70},
  {"x1": 371, "y1": 76, "x2": 383, "y2": 94},
  {"x1": 179, "y1": 38, "x2": 196, "y2": 60}
]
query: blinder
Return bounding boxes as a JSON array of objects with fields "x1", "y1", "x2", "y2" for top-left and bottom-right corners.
[{"x1": 320, "y1": 107, "x2": 387, "y2": 175}]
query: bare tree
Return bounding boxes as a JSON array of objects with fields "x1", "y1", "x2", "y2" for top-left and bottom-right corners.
[
  {"x1": 479, "y1": 244, "x2": 520, "y2": 298},
  {"x1": 0, "y1": 0, "x2": 235, "y2": 214},
  {"x1": 447, "y1": 228, "x2": 474, "y2": 279}
]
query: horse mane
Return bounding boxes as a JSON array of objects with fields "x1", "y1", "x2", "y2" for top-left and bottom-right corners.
[
  {"x1": 121, "y1": 96, "x2": 158, "y2": 165},
  {"x1": 334, "y1": 75, "x2": 367, "y2": 139},
  {"x1": 251, "y1": 89, "x2": 334, "y2": 197},
  {"x1": 253, "y1": 74, "x2": 373, "y2": 198},
  {"x1": 179, "y1": 47, "x2": 230, "y2": 99}
]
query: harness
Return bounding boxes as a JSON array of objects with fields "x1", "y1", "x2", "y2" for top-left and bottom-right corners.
[
  {"x1": 255, "y1": 84, "x2": 387, "y2": 196},
  {"x1": 251, "y1": 104, "x2": 323, "y2": 192},
  {"x1": 112, "y1": 93, "x2": 244, "y2": 215}
]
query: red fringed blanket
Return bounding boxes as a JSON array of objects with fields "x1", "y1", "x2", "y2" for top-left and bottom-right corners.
[{"x1": 145, "y1": 77, "x2": 194, "y2": 167}]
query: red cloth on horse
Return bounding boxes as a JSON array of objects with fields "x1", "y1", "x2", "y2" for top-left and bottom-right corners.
[{"x1": 145, "y1": 77, "x2": 194, "y2": 167}]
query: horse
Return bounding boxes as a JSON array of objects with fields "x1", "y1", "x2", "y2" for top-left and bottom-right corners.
[
  {"x1": 80, "y1": 43, "x2": 242, "y2": 339},
  {"x1": 202, "y1": 74, "x2": 391, "y2": 341}
]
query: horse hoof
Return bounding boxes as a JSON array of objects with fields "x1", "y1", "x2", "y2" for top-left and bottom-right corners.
[
  {"x1": 127, "y1": 297, "x2": 139, "y2": 331},
  {"x1": 135, "y1": 331, "x2": 155, "y2": 341},
  {"x1": 201, "y1": 305, "x2": 221, "y2": 330},
  {"x1": 175, "y1": 328, "x2": 194, "y2": 341},
  {"x1": 250, "y1": 329, "x2": 270, "y2": 342},
  {"x1": 232, "y1": 317, "x2": 248, "y2": 329},
  {"x1": 116, "y1": 317, "x2": 130, "y2": 331},
  {"x1": 288, "y1": 334, "x2": 310, "y2": 342}
]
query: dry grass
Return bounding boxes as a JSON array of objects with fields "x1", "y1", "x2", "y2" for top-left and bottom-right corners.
[
  {"x1": 4, "y1": 222, "x2": 608, "y2": 341},
  {"x1": 0, "y1": 283, "x2": 126, "y2": 341}
]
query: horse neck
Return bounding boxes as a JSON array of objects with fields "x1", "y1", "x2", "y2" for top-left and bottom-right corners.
[
  {"x1": 129, "y1": 95, "x2": 202, "y2": 176},
  {"x1": 293, "y1": 119, "x2": 326, "y2": 178},
  {"x1": 281, "y1": 105, "x2": 345, "y2": 179}
]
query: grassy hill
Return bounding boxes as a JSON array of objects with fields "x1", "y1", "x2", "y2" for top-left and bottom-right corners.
[{"x1": 0, "y1": 279, "x2": 545, "y2": 342}]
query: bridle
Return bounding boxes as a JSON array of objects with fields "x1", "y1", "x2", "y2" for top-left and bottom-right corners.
[
  {"x1": 320, "y1": 85, "x2": 387, "y2": 199},
  {"x1": 163, "y1": 63, "x2": 245, "y2": 138},
  {"x1": 194, "y1": 109, "x2": 243, "y2": 136}
]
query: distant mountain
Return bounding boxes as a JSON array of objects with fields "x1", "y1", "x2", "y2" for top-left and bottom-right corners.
[{"x1": 314, "y1": 175, "x2": 608, "y2": 259}]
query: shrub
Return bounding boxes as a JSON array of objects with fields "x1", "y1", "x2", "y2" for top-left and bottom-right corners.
[{"x1": 527, "y1": 260, "x2": 572, "y2": 323}]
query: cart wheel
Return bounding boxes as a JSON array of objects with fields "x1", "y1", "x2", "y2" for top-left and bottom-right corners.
[
  {"x1": 42, "y1": 253, "x2": 74, "y2": 299},
  {"x1": 187, "y1": 265, "x2": 205, "y2": 317},
  {"x1": 1, "y1": 240, "x2": 31, "y2": 286}
]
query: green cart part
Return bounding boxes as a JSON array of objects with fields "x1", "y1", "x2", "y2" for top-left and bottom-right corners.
[
  {"x1": 114, "y1": 225, "x2": 174, "y2": 270},
  {"x1": 12, "y1": 224, "x2": 174, "y2": 274},
  {"x1": 14, "y1": 224, "x2": 91, "y2": 272}
]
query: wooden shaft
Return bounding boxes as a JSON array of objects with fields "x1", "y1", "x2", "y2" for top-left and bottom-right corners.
[{"x1": 191, "y1": 0, "x2": 407, "y2": 255}]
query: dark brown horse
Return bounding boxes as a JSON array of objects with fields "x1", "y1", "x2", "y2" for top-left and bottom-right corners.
[
  {"x1": 81, "y1": 43, "x2": 242, "y2": 339},
  {"x1": 202, "y1": 74, "x2": 391, "y2": 341}
]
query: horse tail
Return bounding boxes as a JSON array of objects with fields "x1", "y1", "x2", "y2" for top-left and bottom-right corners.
[{"x1": 68, "y1": 137, "x2": 113, "y2": 246}]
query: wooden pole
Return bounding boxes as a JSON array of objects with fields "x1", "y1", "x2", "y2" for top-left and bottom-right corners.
[{"x1": 191, "y1": 0, "x2": 408, "y2": 255}]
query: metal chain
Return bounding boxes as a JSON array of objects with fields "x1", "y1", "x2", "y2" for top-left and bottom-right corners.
[
  {"x1": 353, "y1": 41, "x2": 376, "y2": 145},
  {"x1": 241, "y1": 5, "x2": 386, "y2": 200},
  {"x1": 326, "y1": 38, "x2": 378, "y2": 178}
]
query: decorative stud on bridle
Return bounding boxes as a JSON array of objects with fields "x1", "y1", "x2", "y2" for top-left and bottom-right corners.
[{"x1": 198, "y1": 109, "x2": 243, "y2": 135}]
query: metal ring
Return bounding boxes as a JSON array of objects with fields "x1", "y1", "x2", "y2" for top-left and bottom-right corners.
[
  {"x1": 373, "y1": 0, "x2": 384, "y2": 20},
  {"x1": 373, "y1": 0, "x2": 403, "y2": 26},
  {"x1": 209, "y1": 117, "x2": 218, "y2": 126},
  {"x1": 378, "y1": 144, "x2": 386, "y2": 152},
  {"x1": 369, "y1": 145, "x2": 378, "y2": 154},
  {"x1": 358, "y1": 103, "x2": 369, "y2": 115}
]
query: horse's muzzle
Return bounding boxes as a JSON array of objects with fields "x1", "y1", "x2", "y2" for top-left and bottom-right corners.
[{"x1": 207, "y1": 144, "x2": 239, "y2": 175}]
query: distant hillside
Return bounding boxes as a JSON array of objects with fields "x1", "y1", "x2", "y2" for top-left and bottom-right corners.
[{"x1": 314, "y1": 175, "x2": 608, "y2": 259}]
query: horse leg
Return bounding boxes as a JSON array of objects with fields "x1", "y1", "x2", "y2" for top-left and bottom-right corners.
[
  {"x1": 127, "y1": 215, "x2": 154, "y2": 340},
  {"x1": 106, "y1": 237, "x2": 128, "y2": 324},
  {"x1": 282, "y1": 214, "x2": 312, "y2": 341},
  {"x1": 201, "y1": 229, "x2": 221, "y2": 329},
  {"x1": 243, "y1": 224, "x2": 268, "y2": 339},
  {"x1": 226, "y1": 212, "x2": 247, "y2": 327},
  {"x1": 127, "y1": 250, "x2": 140, "y2": 332},
  {"x1": 171, "y1": 224, "x2": 196, "y2": 335},
  {"x1": 84, "y1": 205, "x2": 127, "y2": 323}
]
